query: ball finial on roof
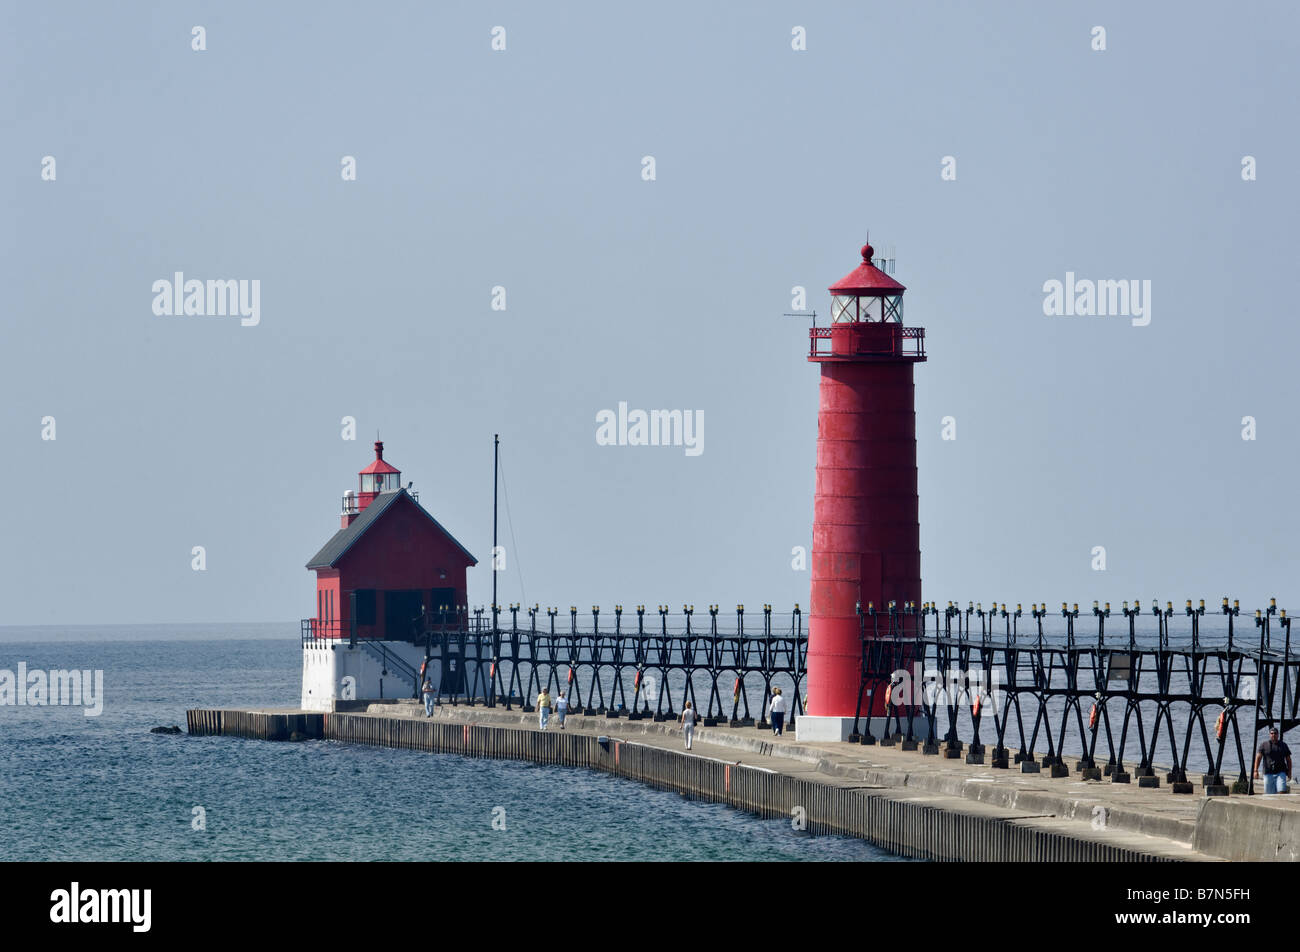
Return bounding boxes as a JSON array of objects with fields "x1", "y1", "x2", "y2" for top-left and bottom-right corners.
[{"x1": 860, "y1": 243, "x2": 874, "y2": 263}]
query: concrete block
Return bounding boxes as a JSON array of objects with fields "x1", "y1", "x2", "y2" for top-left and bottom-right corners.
[
  {"x1": 794, "y1": 715, "x2": 858, "y2": 743},
  {"x1": 1194, "y1": 796, "x2": 1300, "y2": 861}
]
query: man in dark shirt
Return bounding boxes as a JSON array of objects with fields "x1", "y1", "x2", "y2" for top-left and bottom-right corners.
[{"x1": 1253, "y1": 727, "x2": 1292, "y2": 794}]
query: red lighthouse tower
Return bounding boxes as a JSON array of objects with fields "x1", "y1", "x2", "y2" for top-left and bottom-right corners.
[{"x1": 801, "y1": 242, "x2": 926, "y2": 740}]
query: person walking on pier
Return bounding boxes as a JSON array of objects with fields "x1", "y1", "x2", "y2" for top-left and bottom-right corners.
[
  {"x1": 555, "y1": 691, "x2": 568, "y2": 730},
  {"x1": 537, "y1": 687, "x2": 553, "y2": 730},
  {"x1": 1254, "y1": 727, "x2": 1292, "y2": 794},
  {"x1": 681, "y1": 701, "x2": 696, "y2": 750},
  {"x1": 769, "y1": 688, "x2": 786, "y2": 736},
  {"x1": 422, "y1": 678, "x2": 436, "y2": 717}
]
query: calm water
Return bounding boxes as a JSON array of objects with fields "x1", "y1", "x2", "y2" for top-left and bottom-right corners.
[{"x1": 0, "y1": 626, "x2": 903, "y2": 862}]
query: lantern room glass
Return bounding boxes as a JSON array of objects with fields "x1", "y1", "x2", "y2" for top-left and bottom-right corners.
[
  {"x1": 831, "y1": 294, "x2": 855, "y2": 323},
  {"x1": 883, "y1": 295, "x2": 903, "y2": 323},
  {"x1": 832, "y1": 294, "x2": 896, "y2": 323},
  {"x1": 362, "y1": 473, "x2": 398, "y2": 493}
]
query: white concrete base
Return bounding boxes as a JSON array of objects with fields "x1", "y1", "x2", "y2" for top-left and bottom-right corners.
[
  {"x1": 794, "y1": 715, "x2": 934, "y2": 743},
  {"x1": 301, "y1": 641, "x2": 457, "y2": 711},
  {"x1": 794, "y1": 715, "x2": 859, "y2": 743}
]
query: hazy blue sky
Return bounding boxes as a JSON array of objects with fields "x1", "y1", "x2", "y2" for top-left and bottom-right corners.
[{"x1": 4, "y1": 1, "x2": 1297, "y2": 626}]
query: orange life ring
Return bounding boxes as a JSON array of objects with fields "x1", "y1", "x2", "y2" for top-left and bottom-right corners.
[
  {"x1": 972, "y1": 694, "x2": 982, "y2": 718},
  {"x1": 1089, "y1": 704, "x2": 1098, "y2": 730},
  {"x1": 1215, "y1": 710, "x2": 1226, "y2": 741},
  {"x1": 883, "y1": 684, "x2": 893, "y2": 707},
  {"x1": 732, "y1": 677, "x2": 741, "y2": 703},
  {"x1": 633, "y1": 670, "x2": 642, "y2": 695},
  {"x1": 566, "y1": 666, "x2": 574, "y2": 684}
]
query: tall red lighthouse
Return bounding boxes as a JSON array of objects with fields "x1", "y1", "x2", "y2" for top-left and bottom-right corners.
[{"x1": 801, "y1": 242, "x2": 926, "y2": 740}]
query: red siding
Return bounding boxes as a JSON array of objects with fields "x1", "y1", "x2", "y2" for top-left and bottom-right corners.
[{"x1": 312, "y1": 494, "x2": 473, "y2": 638}]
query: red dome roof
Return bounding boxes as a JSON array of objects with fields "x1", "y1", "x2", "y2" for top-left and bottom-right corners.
[
  {"x1": 828, "y1": 242, "x2": 906, "y2": 295},
  {"x1": 359, "y1": 440, "x2": 401, "y2": 475}
]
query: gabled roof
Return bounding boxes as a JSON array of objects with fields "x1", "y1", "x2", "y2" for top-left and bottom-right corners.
[{"x1": 306, "y1": 489, "x2": 478, "y2": 570}]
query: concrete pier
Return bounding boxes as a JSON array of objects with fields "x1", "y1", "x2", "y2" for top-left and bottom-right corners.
[{"x1": 186, "y1": 702, "x2": 1300, "y2": 861}]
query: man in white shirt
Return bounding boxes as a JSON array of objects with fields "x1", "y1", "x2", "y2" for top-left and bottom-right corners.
[{"x1": 769, "y1": 688, "x2": 786, "y2": 736}]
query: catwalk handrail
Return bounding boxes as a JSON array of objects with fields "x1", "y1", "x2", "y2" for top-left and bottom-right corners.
[
  {"x1": 415, "y1": 605, "x2": 808, "y2": 726},
  {"x1": 850, "y1": 598, "x2": 1296, "y2": 796},
  {"x1": 302, "y1": 597, "x2": 1296, "y2": 797}
]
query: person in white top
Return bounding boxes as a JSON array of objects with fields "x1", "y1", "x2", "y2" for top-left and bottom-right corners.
[
  {"x1": 769, "y1": 688, "x2": 787, "y2": 736},
  {"x1": 680, "y1": 701, "x2": 696, "y2": 750}
]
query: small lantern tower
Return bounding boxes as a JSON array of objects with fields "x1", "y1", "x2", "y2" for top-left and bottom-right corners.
[
  {"x1": 800, "y1": 241, "x2": 927, "y2": 740},
  {"x1": 343, "y1": 440, "x2": 402, "y2": 527}
]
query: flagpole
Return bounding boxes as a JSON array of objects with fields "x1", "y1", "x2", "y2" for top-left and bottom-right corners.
[{"x1": 492, "y1": 434, "x2": 499, "y2": 637}]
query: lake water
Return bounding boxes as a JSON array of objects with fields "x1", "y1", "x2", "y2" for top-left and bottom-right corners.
[{"x1": 0, "y1": 626, "x2": 906, "y2": 862}]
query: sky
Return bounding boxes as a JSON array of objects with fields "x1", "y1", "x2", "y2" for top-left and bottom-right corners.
[{"x1": 3, "y1": 1, "x2": 1298, "y2": 626}]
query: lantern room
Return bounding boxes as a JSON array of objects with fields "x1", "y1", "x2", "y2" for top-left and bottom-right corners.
[
  {"x1": 344, "y1": 440, "x2": 403, "y2": 526},
  {"x1": 829, "y1": 244, "x2": 905, "y2": 323},
  {"x1": 811, "y1": 243, "x2": 925, "y2": 361}
]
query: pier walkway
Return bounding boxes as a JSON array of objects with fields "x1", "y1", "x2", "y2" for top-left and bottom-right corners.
[{"x1": 187, "y1": 699, "x2": 1300, "y2": 861}]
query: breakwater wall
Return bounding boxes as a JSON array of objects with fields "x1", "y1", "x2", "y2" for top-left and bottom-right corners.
[{"x1": 186, "y1": 707, "x2": 1171, "y2": 861}]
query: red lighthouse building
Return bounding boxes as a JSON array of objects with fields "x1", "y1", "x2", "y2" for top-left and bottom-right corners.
[
  {"x1": 301, "y1": 442, "x2": 477, "y2": 710},
  {"x1": 800, "y1": 242, "x2": 926, "y2": 740}
]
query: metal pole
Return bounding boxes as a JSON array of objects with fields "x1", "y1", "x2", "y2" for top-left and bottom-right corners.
[
  {"x1": 492, "y1": 434, "x2": 499, "y2": 637},
  {"x1": 1251, "y1": 608, "x2": 1267, "y2": 795}
]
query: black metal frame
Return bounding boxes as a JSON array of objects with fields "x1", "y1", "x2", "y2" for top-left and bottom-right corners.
[
  {"x1": 851, "y1": 599, "x2": 1297, "y2": 795},
  {"x1": 301, "y1": 595, "x2": 1299, "y2": 798}
]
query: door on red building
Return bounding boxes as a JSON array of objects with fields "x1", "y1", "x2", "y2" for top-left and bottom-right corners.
[
  {"x1": 354, "y1": 590, "x2": 377, "y2": 627},
  {"x1": 384, "y1": 590, "x2": 424, "y2": 641}
]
